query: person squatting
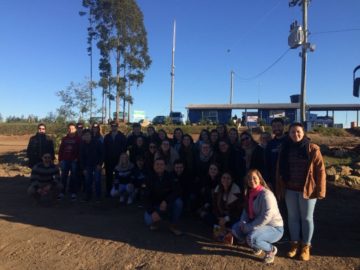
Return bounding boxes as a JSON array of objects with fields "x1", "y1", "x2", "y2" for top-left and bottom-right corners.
[{"x1": 27, "y1": 119, "x2": 326, "y2": 264}]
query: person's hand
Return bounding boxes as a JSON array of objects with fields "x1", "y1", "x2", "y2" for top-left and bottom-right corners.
[
  {"x1": 151, "y1": 211, "x2": 161, "y2": 222},
  {"x1": 159, "y1": 200, "x2": 167, "y2": 211}
]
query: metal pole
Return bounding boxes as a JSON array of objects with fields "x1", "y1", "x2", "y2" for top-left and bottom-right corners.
[
  {"x1": 170, "y1": 20, "x2": 176, "y2": 113},
  {"x1": 89, "y1": 12, "x2": 93, "y2": 120},
  {"x1": 230, "y1": 70, "x2": 234, "y2": 104},
  {"x1": 300, "y1": 0, "x2": 308, "y2": 124}
]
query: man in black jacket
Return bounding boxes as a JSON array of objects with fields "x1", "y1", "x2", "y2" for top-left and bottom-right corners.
[
  {"x1": 80, "y1": 129, "x2": 103, "y2": 201},
  {"x1": 144, "y1": 158, "x2": 183, "y2": 235},
  {"x1": 103, "y1": 121, "x2": 127, "y2": 197},
  {"x1": 26, "y1": 123, "x2": 55, "y2": 168}
]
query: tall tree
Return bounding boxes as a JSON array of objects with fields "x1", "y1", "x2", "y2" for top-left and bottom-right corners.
[
  {"x1": 79, "y1": 2, "x2": 96, "y2": 119},
  {"x1": 81, "y1": 0, "x2": 151, "y2": 123}
]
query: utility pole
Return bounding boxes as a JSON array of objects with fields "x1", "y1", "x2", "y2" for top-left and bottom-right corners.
[
  {"x1": 170, "y1": 20, "x2": 176, "y2": 114},
  {"x1": 89, "y1": 10, "x2": 93, "y2": 121},
  {"x1": 230, "y1": 70, "x2": 234, "y2": 104},
  {"x1": 300, "y1": 0, "x2": 308, "y2": 124},
  {"x1": 289, "y1": 0, "x2": 314, "y2": 124}
]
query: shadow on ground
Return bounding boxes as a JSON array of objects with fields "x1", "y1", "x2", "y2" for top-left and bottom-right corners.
[{"x1": 0, "y1": 173, "x2": 359, "y2": 261}]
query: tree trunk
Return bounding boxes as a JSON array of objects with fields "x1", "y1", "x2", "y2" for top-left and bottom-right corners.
[
  {"x1": 115, "y1": 50, "x2": 121, "y2": 124},
  {"x1": 104, "y1": 89, "x2": 108, "y2": 124},
  {"x1": 101, "y1": 88, "x2": 105, "y2": 123},
  {"x1": 108, "y1": 85, "x2": 111, "y2": 121},
  {"x1": 102, "y1": 89, "x2": 106, "y2": 124},
  {"x1": 123, "y1": 94, "x2": 126, "y2": 123},
  {"x1": 127, "y1": 86, "x2": 131, "y2": 123}
]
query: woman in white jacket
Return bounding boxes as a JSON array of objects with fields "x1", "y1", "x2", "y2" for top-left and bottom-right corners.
[{"x1": 232, "y1": 169, "x2": 283, "y2": 264}]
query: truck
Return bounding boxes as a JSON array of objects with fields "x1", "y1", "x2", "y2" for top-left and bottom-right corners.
[{"x1": 169, "y1": 111, "x2": 183, "y2": 125}]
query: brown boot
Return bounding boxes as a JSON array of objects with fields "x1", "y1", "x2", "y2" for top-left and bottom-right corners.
[
  {"x1": 287, "y1": 241, "x2": 300, "y2": 258},
  {"x1": 300, "y1": 244, "x2": 311, "y2": 261}
]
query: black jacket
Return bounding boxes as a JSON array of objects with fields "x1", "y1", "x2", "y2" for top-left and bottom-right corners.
[
  {"x1": 144, "y1": 171, "x2": 182, "y2": 214},
  {"x1": 27, "y1": 133, "x2": 55, "y2": 168},
  {"x1": 103, "y1": 131, "x2": 127, "y2": 166},
  {"x1": 80, "y1": 139, "x2": 103, "y2": 168}
]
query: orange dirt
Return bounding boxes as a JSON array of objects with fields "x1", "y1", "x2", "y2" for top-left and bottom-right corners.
[{"x1": 0, "y1": 135, "x2": 359, "y2": 270}]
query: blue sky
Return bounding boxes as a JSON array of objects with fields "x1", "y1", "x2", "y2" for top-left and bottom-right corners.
[{"x1": 1, "y1": 0, "x2": 360, "y2": 126}]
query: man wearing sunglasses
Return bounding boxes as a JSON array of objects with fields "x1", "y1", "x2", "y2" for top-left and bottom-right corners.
[{"x1": 26, "y1": 123, "x2": 55, "y2": 168}]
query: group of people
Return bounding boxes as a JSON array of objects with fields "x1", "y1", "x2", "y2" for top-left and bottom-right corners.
[{"x1": 26, "y1": 118, "x2": 326, "y2": 264}]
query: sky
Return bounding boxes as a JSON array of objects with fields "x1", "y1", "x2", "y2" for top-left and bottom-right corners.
[{"x1": 1, "y1": 0, "x2": 360, "y2": 126}]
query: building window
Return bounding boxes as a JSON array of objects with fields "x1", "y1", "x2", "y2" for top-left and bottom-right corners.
[{"x1": 202, "y1": 110, "x2": 218, "y2": 123}]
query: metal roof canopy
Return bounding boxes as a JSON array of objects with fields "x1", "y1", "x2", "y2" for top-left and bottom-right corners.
[{"x1": 186, "y1": 103, "x2": 360, "y2": 111}]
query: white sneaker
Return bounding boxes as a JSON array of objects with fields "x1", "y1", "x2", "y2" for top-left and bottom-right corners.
[
  {"x1": 119, "y1": 196, "x2": 125, "y2": 203},
  {"x1": 253, "y1": 249, "x2": 263, "y2": 256},
  {"x1": 264, "y1": 246, "x2": 278, "y2": 264}
]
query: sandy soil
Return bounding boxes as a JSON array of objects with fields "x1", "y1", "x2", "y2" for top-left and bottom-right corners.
[{"x1": 0, "y1": 135, "x2": 359, "y2": 270}]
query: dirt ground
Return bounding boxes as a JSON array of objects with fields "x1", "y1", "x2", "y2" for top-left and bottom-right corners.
[{"x1": 0, "y1": 135, "x2": 359, "y2": 270}]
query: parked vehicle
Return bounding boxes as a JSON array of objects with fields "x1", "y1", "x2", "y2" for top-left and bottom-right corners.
[
  {"x1": 152, "y1": 115, "x2": 166, "y2": 125},
  {"x1": 169, "y1": 111, "x2": 183, "y2": 125}
]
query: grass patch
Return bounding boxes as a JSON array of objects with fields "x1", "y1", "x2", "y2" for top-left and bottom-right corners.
[
  {"x1": 324, "y1": 155, "x2": 353, "y2": 167},
  {"x1": 311, "y1": 126, "x2": 349, "y2": 137}
]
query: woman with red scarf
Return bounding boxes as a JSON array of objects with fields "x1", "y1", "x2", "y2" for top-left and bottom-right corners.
[{"x1": 232, "y1": 169, "x2": 283, "y2": 264}]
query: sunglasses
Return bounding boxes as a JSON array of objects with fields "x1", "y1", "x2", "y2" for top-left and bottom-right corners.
[{"x1": 241, "y1": 137, "x2": 250, "y2": 142}]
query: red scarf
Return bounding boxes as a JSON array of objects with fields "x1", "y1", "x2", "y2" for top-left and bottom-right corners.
[{"x1": 248, "y1": 185, "x2": 264, "y2": 219}]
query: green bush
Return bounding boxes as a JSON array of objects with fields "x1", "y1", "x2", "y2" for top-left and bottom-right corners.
[{"x1": 311, "y1": 126, "x2": 348, "y2": 137}]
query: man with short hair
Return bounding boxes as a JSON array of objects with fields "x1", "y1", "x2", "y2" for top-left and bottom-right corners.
[
  {"x1": 126, "y1": 122, "x2": 145, "y2": 151},
  {"x1": 58, "y1": 123, "x2": 81, "y2": 200},
  {"x1": 265, "y1": 118, "x2": 289, "y2": 241},
  {"x1": 103, "y1": 121, "x2": 127, "y2": 197},
  {"x1": 76, "y1": 122, "x2": 84, "y2": 137},
  {"x1": 144, "y1": 158, "x2": 183, "y2": 235},
  {"x1": 80, "y1": 129, "x2": 103, "y2": 201},
  {"x1": 26, "y1": 123, "x2": 55, "y2": 168},
  {"x1": 265, "y1": 118, "x2": 286, "y2": 190},
  {"x1": 28, "y1": 152, "x2": 63, "y2": 201}
]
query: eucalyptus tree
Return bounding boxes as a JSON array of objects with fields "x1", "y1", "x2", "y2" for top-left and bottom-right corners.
[{"x1": 81, "y1": 0, "x2": 151, "y2": 123}]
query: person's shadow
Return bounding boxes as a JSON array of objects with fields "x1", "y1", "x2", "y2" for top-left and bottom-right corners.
[{"x1": 0, "y1": 151, "x2": 359, "y2": 260}]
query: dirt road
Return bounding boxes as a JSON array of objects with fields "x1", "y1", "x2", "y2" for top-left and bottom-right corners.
[{"x1": 0, "y1": 135, "x2": 359, "y2": 270}]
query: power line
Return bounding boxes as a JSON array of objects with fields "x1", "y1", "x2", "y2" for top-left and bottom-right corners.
[
  {"x1": 228, "y1": 0, "x2": 282, "y2": 50},
  {"x1": 234, "y1": 48, "x2": 291, "y2": 81},
  {"x1": 312, "y1": 28, "x2": 360, "y2": 35}
]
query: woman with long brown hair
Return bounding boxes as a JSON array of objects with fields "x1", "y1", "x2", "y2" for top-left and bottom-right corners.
[
  {"x1": 277, "y1": 122, "x2": 326, "y2": 261},
  {"x1": 232, "y1": 169, "x2": 283, "y2": 264}
]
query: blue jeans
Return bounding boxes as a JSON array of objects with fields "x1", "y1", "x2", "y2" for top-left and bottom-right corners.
[
  {"x1": 60, "y1": 160, "x2": 78, "y2": 194},
  {"x1": 110, "y1": 183, "x2": 135, "y2": 198},
  {"x1": 285, "y1": 189, "x2": 317, "y2": 245},
  {"x1": 84, "y1": 166, "x2": 102, "y2": 199},
  {"x1": 232, "y1": 222, "x2": 283, "y2": 252},
  {"x1": 144, "y1": 198, "x2": 183, "y2": 226}
]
